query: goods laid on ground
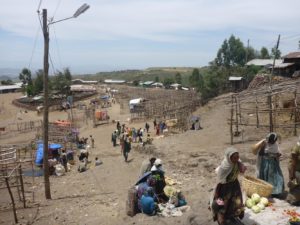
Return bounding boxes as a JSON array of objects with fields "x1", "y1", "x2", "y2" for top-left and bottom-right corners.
[
  {"x1": 242, "y1": 175, "x2": 273, "y2": 198},
  {"x1": 245, "y1": 193, "x2": 269, "y2": 213},
  {"x1": 242, "y1": 198, "x2": 300, "y2": 225},
  {"x1": 95, "y1": 110, "x2": 109, "y2": 121}
]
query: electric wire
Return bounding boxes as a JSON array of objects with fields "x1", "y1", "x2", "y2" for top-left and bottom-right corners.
[
  {"x1": 52, "y1": 0, "x2": 62, "y2": 19},
  {"x1": 52, "y1": 25, "x2": 63, "y2": 70},
  {"x1": 28, "y1": 25, "x2": 42, "y2": 71}
]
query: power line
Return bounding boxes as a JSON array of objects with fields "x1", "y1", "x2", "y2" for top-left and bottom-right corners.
[
  {"x1": 52, "y1": 0, "x2": 62, "y2": 18},
  {"x1": 52, "y1": 26, "x2": 63, "y2": 70},
  {"x1": 28, "y1": 25, "x2": 42, "y2": 70}
]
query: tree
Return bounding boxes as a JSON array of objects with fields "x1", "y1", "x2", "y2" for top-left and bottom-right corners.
[
  {"x1": 271, "y1": 47, "x2": 281, "y2": 59},
  {"x1": 215, "y1": 35, "x2": 247, "y2": 67},
  {"x1": 133, "y1": 80, "x2": 139, "y2": 86},
  {"x1": 260, "y1": 47, "x2": 270, "y2": 59},
  {"x1": 163, "y1": 77, "x2": 174, "y2": 88},
  {"x1": 189, "y1": 68, "x2": 204, "y2": 92},
  {"x1": 63, "y1": 67, "x2": 72, "y2": 81},
  {"x1": 175, "y1": 72, "x2": 182, "y2": 84},
  {"x1": 246, "y1": 47, "x2": 259, "y2": 62},
  {"x1": 33, "y1": 70, "x2": 44, "y2": 94},
  {"x1": 19, "y1": 68, "x2": 32, "y2": 86},
  {"x1": 1, "y1": 79, "x2": 13, "y2": 85},
  {"x1": 155, "y1": 76, "x2": 159, "y2": 82},
  {"x1": 51, "y1": 68, "x2": 72, "y2": 96}
]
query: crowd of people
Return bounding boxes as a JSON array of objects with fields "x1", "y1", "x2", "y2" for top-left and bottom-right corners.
[
  {"x1": 209, "y1": 132, "x2": 300, "y2": 225},
  {"x1": 111, "y1": 121, "x2": 155, "y2": 162}
]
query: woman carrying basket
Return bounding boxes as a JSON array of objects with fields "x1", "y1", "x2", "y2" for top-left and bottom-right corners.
[
  {"x1": 253, "y1": 132, "x2": 284, "y2": 197},
  {"x1": 210, "y1": 147, "x2": 246, "y2": 225}
]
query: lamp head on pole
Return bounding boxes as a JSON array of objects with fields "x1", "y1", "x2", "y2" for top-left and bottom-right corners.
[{"x1": 73, "y1": 3, "x2": 90, "y2": 18}]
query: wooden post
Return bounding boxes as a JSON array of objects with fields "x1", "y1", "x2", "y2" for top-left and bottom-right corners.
[
  {"x1": 294, "y1": 90, "x2": 297, "y2": 136},
  {"x1": 230, "y1": 95, "x2": 234, "y2": 145},
  {"x1": 18, "y1": 165, "x2": 26, "y2": 208},
  {"x1": 255, "y1": 94, "x2": 259, "y2": 128},
  {"x1": 42, "y1": 8, "x2": 51, "y2": 199},
  {"x1": 268, "y1": 93, "x2": 273, "y2": 132},
  {"x1": 5, "y1": 177, "x2": 18, "y2": 223}
]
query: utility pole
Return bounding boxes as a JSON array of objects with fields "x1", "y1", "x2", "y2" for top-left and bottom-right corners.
[
  {"x1": 40, "y1": 4, "x2": 89, "y2": 200},
  {"x1": 268, "y1": 34, "x2": 281, "y2": 133},
  {"x1": 42, "y1": 9, "x2": 51, "y2": 199},
  {"x1": 245, "y1": 39, "x2": 250, "y2": 63}
]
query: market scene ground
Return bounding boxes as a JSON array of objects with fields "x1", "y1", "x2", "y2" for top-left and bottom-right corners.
[{"x1": 0, "y1": 90, "x2": 300, "y2": 225}]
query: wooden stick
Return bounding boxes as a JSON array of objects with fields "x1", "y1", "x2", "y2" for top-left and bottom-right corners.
[
  {"x1": 5, "y1": 177, "x2": 18, "y2": 223},
  {"x1": 18, "y1": 165, "x2": 26, "y2": 208}
]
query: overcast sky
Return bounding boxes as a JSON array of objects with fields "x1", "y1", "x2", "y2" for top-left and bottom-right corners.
[{"x1": 1, "y1": 0, "x2": 300, "y2": 74}]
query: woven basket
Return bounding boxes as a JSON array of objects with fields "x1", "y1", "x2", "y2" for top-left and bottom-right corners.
[{"x1": 242, "y1": 175, "x2": 273, "y2": 197}]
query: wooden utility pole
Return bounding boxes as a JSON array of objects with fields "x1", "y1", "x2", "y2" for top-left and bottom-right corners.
[
  {"x1": 268, "y1": 34, "x2": 281, "y2": 132},
  {"x1": 42, "y1": 9, "x2": 51, "y2": 199}
]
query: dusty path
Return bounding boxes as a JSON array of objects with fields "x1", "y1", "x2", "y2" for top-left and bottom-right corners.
[{"x1": 0, "y1": 92, "x2": 297, "y2": 225}]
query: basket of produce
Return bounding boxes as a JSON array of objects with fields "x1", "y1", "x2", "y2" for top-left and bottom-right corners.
[{"x1": 242, "y1": 175, "x2": 273, "y2": 197}]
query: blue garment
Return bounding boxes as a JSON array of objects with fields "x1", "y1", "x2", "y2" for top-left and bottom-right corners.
[
  {"x1": 259, "y1": 156, "x2": 284, "y2": 195},
  {"x1": 140, "y1": 195, "x2": 155, "y2": 215}
]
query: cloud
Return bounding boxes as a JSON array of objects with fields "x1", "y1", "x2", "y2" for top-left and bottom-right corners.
[{"x1": 1, "y1": 0, "x2": 300, "y2": 72}]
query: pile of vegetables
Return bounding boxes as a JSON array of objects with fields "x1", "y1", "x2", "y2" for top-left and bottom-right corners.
[
  {"x1": 245, "y1": 193, "x2": 269, "y2": 214},
  {"x1": 284, "y1": 209, "x2": 300, "y2": 223}
]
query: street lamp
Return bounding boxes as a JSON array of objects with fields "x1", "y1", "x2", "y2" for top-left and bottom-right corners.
[{"x1": 42, "y1": 3, "x2": 90, "y2": 200}]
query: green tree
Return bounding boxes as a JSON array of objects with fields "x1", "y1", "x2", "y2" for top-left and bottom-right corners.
[
  {"x1": 189, "y1": 68, "x2": 204, "y2": 92},
  {"x1": 246, "y1": 47, "x2": 259, "y2": 62},
  {"x1": 215, "y1": 35, "x2": 247, "y2": 67},
  {"x1": 163, "y1": 77, "x2": 174, "y2": 88},
  {"x1": 33, "y1": 69, "x2": 44, "y2": 94},
  {"x1": 271, "y1": 47, "x2": 281, "y2": 59},
  {"x1": 260, "y1": 47, "x2": 270, "y2": 59},
  {"x1": 155, "y1": 76, "x2": 159, "y2": 82},
  {"x1": 63, "y1": 67, "x2": 72, "y2": 81},
  {"x1": 174, "y1": 72, "x2": 182, "y2": 84},
  {"x1": 1, "y1": 79, "x2": 13, "y2": 85},
  {"x1": 133, "y1": 80, "x2": 139, "y2": 86},
  {"x1": 19, "y1": 68, "x2": 32, "y2": 86}
]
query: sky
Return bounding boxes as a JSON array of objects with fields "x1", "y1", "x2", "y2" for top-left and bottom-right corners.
[{"x1": 1, "y1": 0, "x2": 300, "y2": 75}]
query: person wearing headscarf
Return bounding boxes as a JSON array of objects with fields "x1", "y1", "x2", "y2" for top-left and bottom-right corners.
[
  {"x1": 255, "y1": 132, "x2": 284, "y2": 196},
  {"x1": 287, "y1": 137, "x2": 300, "y2": 205},
  {"x1": 210, "y1": 147, "x2": 245, "y2": 225},
  {"x1": 148, "y1": 159, "x2": 169, "y2": 203}
]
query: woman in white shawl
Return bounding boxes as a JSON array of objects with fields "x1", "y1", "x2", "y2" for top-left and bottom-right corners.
[
  {"x1": 211, "y1": 147, "x2": 245, "y2": 225},
  {"x1": 256, "y1": 132, "x2": 284, "y2": 196}
]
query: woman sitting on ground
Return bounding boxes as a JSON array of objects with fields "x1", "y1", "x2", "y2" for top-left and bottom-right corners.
[{"x1": 210, "y1": 147, "x2": 245, "y2": 225}]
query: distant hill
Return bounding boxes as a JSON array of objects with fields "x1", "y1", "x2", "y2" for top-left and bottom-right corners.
[
  {"x1": 74, "y1": 67, "x2": 202, "y2": 86},
  {"x1": 0, "y1": 68, "x2": 20, "y2": 77}
]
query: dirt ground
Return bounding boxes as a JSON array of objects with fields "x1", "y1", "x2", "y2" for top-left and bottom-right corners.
[{"x1": 0, "y1": 92, "x2": 297, "y2": 225}]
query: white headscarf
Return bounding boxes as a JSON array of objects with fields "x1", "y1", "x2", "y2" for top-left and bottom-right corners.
[{"x1": 216, "y1": 147, "x2": 239, "y2": 184}]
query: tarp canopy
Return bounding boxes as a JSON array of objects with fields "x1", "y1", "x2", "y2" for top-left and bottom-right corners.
[
  {"x1": 129, "y1": 98, "x2": 143, "y2": 106},
  {"x1": 35, "y1": 142, "x2": 62, "y2": 166},
  {"x1": 100, "y1": 95, "x2": 110, "y2": 100}
]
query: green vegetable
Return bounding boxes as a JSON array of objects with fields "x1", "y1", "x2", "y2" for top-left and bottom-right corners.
[
  {"x1": 257, "y1": 203, "x2": 265, "y2": 210},
  {"x1": 251, "y1": 193, "x2": 261, "y2": 204},
  {"x1": 252, "y1": 205, "x2": 261, "y2": 213},
  {"x1": 260, "y1": 197, "x2": 268, "y2": 206},
  {"x1": 246, "y1": 198, "x2": 255, "y2": 208}
]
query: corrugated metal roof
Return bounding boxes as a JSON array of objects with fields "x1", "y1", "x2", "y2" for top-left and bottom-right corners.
[
  {"x1": 283, "y1": 52, "x2": 300, "y2": 59},
  {"x1": 274, "y1": 62, "x2": 295, "y2": 68},
  {"x1": 229, "y1": 76, "x2": 243, "y2": 81},
  {"x1": 104, "y1": 79, "x2": 126, "y2": 84},
  {"x1": 246, "y1": 59, "x2": 283, "y2": 66},
  {"x1": 0, "y1": 84, "x2": 22, "y2": 91},
  {"x1": 143, "y1": 81, "x2": 154, "y2": 85}
]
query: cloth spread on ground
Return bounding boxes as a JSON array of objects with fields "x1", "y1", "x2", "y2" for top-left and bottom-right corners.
[
  {"x1": 241, "y1": 198, "x2": 300, "y2": 225},
  {"x1": 158, "y1": 203, "x2": 190, "y2": 217}
]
